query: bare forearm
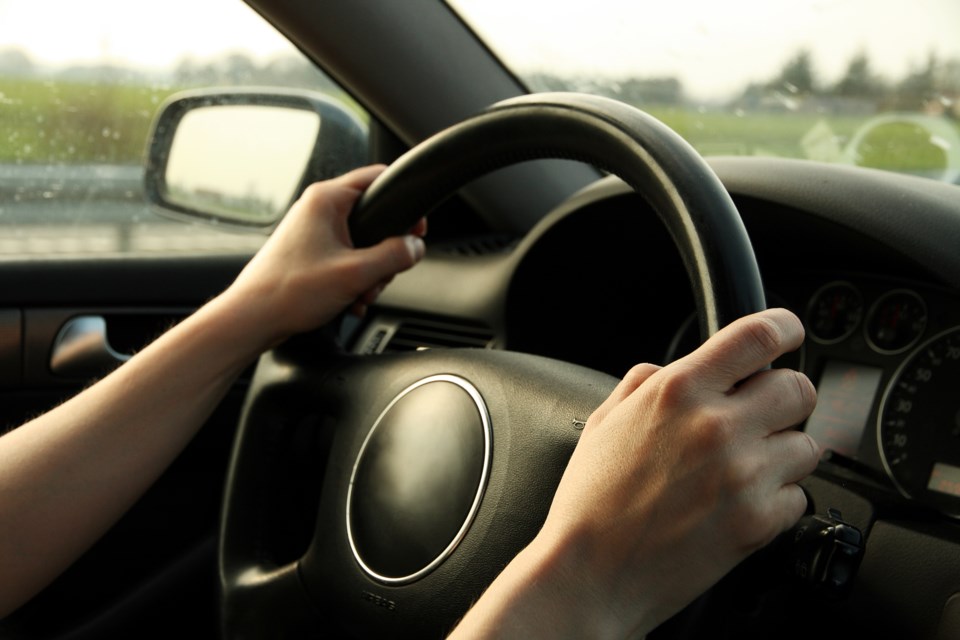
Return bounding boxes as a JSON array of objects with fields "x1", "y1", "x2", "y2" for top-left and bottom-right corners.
[
  {"x1": 0, "y1": 288, "x2": 270, "y2": 616},
  {"x1": 0, "y1": 166, "x2": 424, "y2": 618}
]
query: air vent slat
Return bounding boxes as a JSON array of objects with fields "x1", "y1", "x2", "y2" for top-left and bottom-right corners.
[
  {"x1": 434, "y1": 234, "x2": 519, "y2": 256},
  {"x1": 383, "y1": 319, "x2": 493, "y2": 352}
]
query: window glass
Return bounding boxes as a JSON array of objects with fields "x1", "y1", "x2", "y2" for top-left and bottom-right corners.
[
  {"x1": 449, "y1": 0, "x2": 960, "y2": 184},
  {"x1": 0, "y1": 0, "x2": 368, "y2": 257}
]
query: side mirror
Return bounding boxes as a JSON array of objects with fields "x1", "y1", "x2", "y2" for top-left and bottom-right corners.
[{"x1": 144, "y1": 89, "x2": 368, "y2": 228}]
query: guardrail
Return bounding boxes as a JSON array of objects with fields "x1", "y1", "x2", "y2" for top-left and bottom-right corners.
[
  {"x1": 0, "y1": 163, "x2": 144, "y2": 202},
  {"x1": 0, "y1": 163, "x2": 266, "y2": 256}
]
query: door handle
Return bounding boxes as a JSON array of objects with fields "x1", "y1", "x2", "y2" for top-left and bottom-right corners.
[{"x1": 50, "y1": 315, "x2": 132, "y2": 378}]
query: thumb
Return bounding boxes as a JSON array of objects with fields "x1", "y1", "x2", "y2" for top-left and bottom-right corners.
[{"x1": 348, "y1": 234, "x2": 426, "y2": 291}]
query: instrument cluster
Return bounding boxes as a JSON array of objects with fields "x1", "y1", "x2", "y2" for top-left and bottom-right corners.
[{"x1": 791, "y1": 277, "x2": 960, "y2": 517}]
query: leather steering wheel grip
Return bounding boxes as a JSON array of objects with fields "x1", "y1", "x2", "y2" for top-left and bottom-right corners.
[{"x1": 350, "y1": 92, "x2": 766, "y2": 337}]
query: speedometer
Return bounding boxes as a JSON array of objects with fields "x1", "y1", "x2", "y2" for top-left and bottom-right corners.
[{"x1": 878, "y1": 326, "x2": 960, "y2": 517}]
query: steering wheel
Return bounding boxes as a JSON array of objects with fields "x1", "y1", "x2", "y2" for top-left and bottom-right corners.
[{"x1": 217, "y1": 93, "x2": 765, "y2": 637}]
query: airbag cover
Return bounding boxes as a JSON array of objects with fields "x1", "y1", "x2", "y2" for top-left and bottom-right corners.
[{"x1": 346, "y1": 375, "x2": 491, "y2": 583}]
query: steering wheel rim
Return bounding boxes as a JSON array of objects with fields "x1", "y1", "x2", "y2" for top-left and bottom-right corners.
[
  {"x1": 218, "y1": 92, "x2": 766, "y2": 638},
  {"x1": 351, "y1": 92, "x2": 764, "y2": 336}
]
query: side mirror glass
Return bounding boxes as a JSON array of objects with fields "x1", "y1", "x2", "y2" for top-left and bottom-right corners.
[{"x1": 145, "y1": 89, "x2": 368, "y2": 228}]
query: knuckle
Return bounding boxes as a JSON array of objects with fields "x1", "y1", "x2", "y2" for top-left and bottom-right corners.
[
  {"x1": 744, "y1": 315, "x2": 785, "y2": 357},
  {"x1": 299, "y1": 182, "x2": 326, "y2": 203},
  {"x1": 651, "y1": 367, "x2": 697, "y2": 408},
  {"x1": 691, "y1": 408, "x2": 737, "y2": 453},
  {"x1": 622, "y1": 363, "x2": 660, "y2": 390}
]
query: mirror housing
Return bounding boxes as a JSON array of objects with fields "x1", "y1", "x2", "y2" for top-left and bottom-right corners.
[{"x1": 144, "y1": 88, "x2": 368, "y2": 228}]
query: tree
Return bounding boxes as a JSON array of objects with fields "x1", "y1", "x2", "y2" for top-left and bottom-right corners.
[
  {"x1": 218, "y1": 52, "x2": 258, "y2": 85},
  {"x1": 833, "y1": 51, "x2": 885, "y2": 97},
  {"x1": 899, "y1": 51, "x2": 938, "y2": 96},
  {"x1": 772, "y1": 50, "x2": 816, "y2": 95}
]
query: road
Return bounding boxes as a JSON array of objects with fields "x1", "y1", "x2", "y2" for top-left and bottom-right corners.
[{"x1": 0, "y1": 164, "x2": 265, "y2": 255}]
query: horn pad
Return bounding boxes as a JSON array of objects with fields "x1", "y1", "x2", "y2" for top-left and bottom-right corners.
[{"x1": 346, "y1": 375, "x2": 491, "y2": 583}]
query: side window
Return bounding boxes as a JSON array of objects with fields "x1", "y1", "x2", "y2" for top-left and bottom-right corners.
[{"x1": 0, "y1": 0, "x2": 368, "y2": 257}]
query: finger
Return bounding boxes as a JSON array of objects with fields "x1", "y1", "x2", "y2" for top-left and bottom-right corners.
[
  {"x1": 729, "y1": 368, "x2": 817, "y2": 436},
  {"x1": 771, "y1": 483, "x2": 810, "y2": 536},
  {"x1": 678, "y1": 308, "x2": 805, "y2": 393},
  {"x1": 334, "y1": 164, "x2": 388, "y2": 191},
  {"x1": 410, "y1": 217, "x2": 428, "y2": 238},
  {"x1": 761, "y1": 428, "x2": 821, "y2": 486},
  {"x1": 587, "y1": 363, "x2": 662, "y2": 428},
  {"x1": 347, "y1": 234, "x2": 425, "y2": 292},
  {"x1": 298, "y1": 165, "x2": 388, "y2": 220}
]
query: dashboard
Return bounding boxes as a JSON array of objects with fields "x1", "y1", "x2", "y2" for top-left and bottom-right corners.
[
  {"x1": 502, "y1": 172, "x2": 960, "y2": 520},
  {"x1": 354, "y1": 156, "x2": 960, "y2": 636}
]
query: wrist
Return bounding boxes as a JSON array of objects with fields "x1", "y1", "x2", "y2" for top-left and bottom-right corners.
[
  {"x1": 452, "y1": 526, "x2": 654, "y2": 639},
  {"x1": 193, "y1": 286, "x2": 286, "y2": 364}
]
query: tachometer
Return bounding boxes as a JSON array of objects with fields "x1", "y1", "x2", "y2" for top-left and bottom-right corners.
[
  {"x1": 866, "y1": 289, "x2": 927, "y2": 354},
  {"x1": 806, "y1": 281, "x2": 863, "y2": 344},
  {"x1": 878, "y1": 326, "x2": 960, "y2": 516}
]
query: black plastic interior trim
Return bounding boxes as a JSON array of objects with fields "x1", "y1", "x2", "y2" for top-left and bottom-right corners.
[
  {"x1": 243, "y1": 0, "x2": 601, "y2": 234},
  {"x1": 0, "y1": 255, "x2": 248, "y2": 306}
]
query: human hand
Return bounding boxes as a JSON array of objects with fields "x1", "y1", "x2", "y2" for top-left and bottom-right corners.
[
  {"x1": 225, "y1": 164, "x2": 426, "y2": 347},
  {"x1": 542, "y1": 308, "x2": 818, "y2": 635},
  {"x1": 453, "y1": 308, "x2": 819, "y2": 639}
]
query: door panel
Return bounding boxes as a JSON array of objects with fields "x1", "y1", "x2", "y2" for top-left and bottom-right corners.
[{"x1": 0, "y1": 257, "x2": 248, "y2": 639}]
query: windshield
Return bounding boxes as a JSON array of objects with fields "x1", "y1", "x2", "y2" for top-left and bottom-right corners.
[{"x1": 448, "y1": 0, "x2": 960, "y2": 184}]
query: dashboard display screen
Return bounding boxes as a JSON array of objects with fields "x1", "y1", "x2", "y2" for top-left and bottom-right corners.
[
  {"x1": 804, "y1": 361, "x2": 884, "y2": 457},
  {"x1": 928, "y1": 463, "x2": 960, "y2": 498}
]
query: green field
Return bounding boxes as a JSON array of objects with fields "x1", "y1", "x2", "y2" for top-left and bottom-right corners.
[
  {"x1": 0, "y1": 78, "x2": 177, "y2": 165},
  {"x1": 647, "y1": 106, "x2": 859, "y2": 157},
  {"x1": 2, "y1": 77, "x2": 957, "y2": 177}
]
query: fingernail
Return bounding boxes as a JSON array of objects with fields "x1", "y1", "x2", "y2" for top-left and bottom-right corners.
[{"x1": 405, "y1": 235, "x2": 426, "y2": 262}]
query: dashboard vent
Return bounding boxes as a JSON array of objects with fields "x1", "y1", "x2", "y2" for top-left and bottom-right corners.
[
  {"x1": 386, "y1": 319, "x2": 493, "y2": 352},
  {"x1": 433, "y1": 234, "x2": 518, "y2": 257},
  {"x1": 354, "y1": 316, "x2": 494, "y2": 354}
]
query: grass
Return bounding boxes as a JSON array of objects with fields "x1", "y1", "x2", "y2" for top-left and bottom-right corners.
[
  {"x1": 645, "y1": 106, "x2": 865, "y2": 159},
  {"x1": 0, "y1": 77, "x2": 177, "y2": 165},
  {"x1": 2, "y1": 76, "x2": 957, "y2": 177}
]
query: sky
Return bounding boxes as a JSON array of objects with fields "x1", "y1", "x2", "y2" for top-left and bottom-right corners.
[
  {"x1": 0, "y1": 0, "x2": 292, "y2": 69},
  {"x1": 2, "y1": 0, "x2": 959, "y2": 100},
  {"x1": 450, "y1": 0, "x2": 960, "y2": 99}
]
